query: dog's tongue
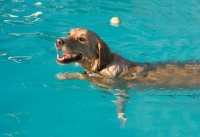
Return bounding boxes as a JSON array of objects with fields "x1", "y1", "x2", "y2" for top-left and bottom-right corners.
[
  {"x1": 59, "y1": 53, "x2": 72, "y2": 59},
  {"x1": 57, "y1": 53, "x2": 80, "y2": 64},
  {"x1": 58, "y1": 53, "x2": 72, "y2": 60}
]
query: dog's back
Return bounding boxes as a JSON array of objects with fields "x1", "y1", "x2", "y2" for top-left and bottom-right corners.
[
  {"x1": 135, "y1": 61, "x2": 200, "y2": 89},
  {"x1": 87, "y1": 54, "x2": 200, "y2": 90}
]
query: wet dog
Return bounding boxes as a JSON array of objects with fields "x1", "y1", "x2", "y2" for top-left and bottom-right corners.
[
  {"x1": 55, "y1": 28, "x2": 200, "y2": 125},
  {"x1": 56, "y1": 28, "x2": 200, "y2": 89}
]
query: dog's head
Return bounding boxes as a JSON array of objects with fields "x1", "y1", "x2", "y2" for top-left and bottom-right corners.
[{"x1": 55, "y1": 28, "x2": 112, "y2": 72}]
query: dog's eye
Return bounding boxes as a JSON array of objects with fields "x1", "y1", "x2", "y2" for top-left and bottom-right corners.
[
  {"x1": 68, "y1": 32, "x2": 70, "y2": 36},
  {"x1": 78, "y1": 37, "x2": 86, "y2": 42}
]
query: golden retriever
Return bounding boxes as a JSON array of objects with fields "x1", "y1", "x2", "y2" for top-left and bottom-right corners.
[
  {"x1": 55, "y1": 28, "x2": 200, "y2": 89},
  {"x1": 55, "y1": 28, "x2": 200, "y2": 125}
]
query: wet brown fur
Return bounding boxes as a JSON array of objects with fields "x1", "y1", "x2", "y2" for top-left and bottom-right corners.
[{"x1": 56, "y1": 28, "x2": 200, "y2": 90}]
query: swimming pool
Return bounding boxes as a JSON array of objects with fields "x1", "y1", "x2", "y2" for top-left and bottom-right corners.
[{"x1": 1, "y1": 0, "x2": 200, "y2": 136}]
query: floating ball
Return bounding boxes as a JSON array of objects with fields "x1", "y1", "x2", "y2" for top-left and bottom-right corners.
[{"x1": 110, "y1": 17, "x2": 121, "y2": 24}]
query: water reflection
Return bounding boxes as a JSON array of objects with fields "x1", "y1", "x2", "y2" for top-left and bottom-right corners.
[
  {"x1": 112, "y1": 90, "x2": 129, "y2": 127},
  {"x1": 111, "y1": 88, "x2": 200, "y2": 128}
]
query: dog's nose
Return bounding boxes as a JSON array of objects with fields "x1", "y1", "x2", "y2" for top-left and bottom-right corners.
[{"x1": 56, "y1": 38, "x2": 64, "y2": 45}]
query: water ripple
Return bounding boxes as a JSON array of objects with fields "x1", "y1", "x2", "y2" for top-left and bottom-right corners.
[
  {"x1": 4, "y1": 18, "x2": 41, "y2": 25},
  {"x1": 12, "y1": 0, "x2": 24, "y2": 2},
  {"x1": 12, "y1": 9, "x2": 25, "y2": 12},
  {"x1": 3, "y1": 11, "x2": 43, "y2": 25},
  {"x1": 34, "y1": 2, "x2": 43, "y2": 6},
  {"x1": 6, "y1": 112, "x2": 32, "y2": 123},
  {"x1": 2, "y1": 29, "x2": 39, "y2": 37},
  {"x1": 0, "y1": 52, "x2": 7, "y2": 56},
  {"x1": 9, "y1": 32, "x2": 39, "y2": 37},
  {"x1": 8, "y1": 56, "x2": 32, "y2": 63},
  {"x1": 3, "y1": 132, "x2": 29, "y2": 137},
  {"x1": 3, "y1": 13, "x2": 19, "y2": 18},
  {"x1": 24, "y1": 11, "x2": 43, "y2": 18}
]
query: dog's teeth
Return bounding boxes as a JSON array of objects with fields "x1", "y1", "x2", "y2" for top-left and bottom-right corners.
[
  {"x1": 57, "y1": 54, "x2": 61, "y2": 60},
  {"x1": 57, "y1": 54, "x2": 65, "y2": 61}
]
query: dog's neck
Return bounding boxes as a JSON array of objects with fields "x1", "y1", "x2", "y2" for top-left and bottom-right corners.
[
  {"x1": 98, "y1": 64, "x2": 108, "y2": 72},
  {"x1": 83, "y1": 53, "x2": 143, "y2": 79},
  {"x1": 96, "y1": 53, "x2": 142, "y2": 78}
]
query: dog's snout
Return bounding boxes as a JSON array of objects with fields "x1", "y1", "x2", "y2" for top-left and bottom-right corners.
[{"x1": 56, "y1": 38, "x2": 64, "y2": 45}]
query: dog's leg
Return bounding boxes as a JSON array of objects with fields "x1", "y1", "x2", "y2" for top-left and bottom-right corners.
[
  {"x1": 112, "y1": 90, "x2": 130, "y2": 127},
  {"x1": 56, "y1": 73, "x2": 86, "y2": 80}
]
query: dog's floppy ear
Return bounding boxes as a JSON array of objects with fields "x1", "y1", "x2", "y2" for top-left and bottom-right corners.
[{"x1": 97, "y1": 39, "x2": 112, "y2": 69}]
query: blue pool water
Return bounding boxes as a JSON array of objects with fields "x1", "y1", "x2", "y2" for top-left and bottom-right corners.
[{"x1": 1, "y1": 0, "x2": 200, "y2": 136}]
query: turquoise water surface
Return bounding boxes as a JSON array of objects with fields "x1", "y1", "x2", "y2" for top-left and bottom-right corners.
[{"x1": 1, "y1": 0, "x2": 200, "y2": 137}]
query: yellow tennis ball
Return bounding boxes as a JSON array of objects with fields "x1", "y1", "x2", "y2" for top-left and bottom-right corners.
[{"x1": 110, "y1": 17, "x2": 121, "y2": 24}]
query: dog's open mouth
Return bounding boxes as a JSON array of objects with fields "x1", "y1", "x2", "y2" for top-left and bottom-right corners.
[{"x1": 57, "y1": 53, "x2": 81, "y2": 64}]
